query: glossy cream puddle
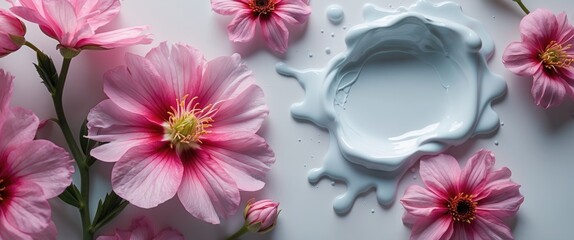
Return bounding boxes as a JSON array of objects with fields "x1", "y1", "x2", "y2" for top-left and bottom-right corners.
[{"x1": 276, "y1": 0, "x2": 506, "y2": 214}]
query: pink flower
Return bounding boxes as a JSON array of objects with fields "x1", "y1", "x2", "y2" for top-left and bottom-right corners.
[
  {"x1": 502, "y1": 9, "x2": 574, "y2": 108},
  {"x1": 0, "y1": 9, "x2": 26, "y2": 57},
  {"x1": 87, "y1": 42, "x2": 275, "y2": 224},
  {"x1": 0, "y1": 70, "x2": 74, "y2": 239},
  {"x1": 96, "y1": 217, "x2": 183, "y2": 240},
  {"x1": 244, "y1": 199, "x2": 280, "y2": 233},
  {"x1": 400, "y1": 150, "x2": 524, "y2": 240},
  {"x1": 8, "y1": 0, "x2": 152, "y2": 57},
  {"x1": 211, "y1": 0, "x2": 311, "y2": 54}
]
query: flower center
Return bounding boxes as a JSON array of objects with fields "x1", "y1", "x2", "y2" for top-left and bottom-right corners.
[
  {"x1": 164, "y1": 95, "x2": 216, "y2": 151},
  {"x1": 447, "y1": 192, "x2": 477, "y2": 223},
  {"x1": 539, "y1": 41, "x2": 573, "y2": 70},
  {"x1": 0, "y1": 178, "x2": 6, "y2": 202},
  {"x1": 249, "y1": 0, "x2": 276, "y2": 16}
]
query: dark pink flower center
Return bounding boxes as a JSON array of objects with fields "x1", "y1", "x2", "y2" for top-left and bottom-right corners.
[
  {"x1": 539, "y1": 41, "x2": 573, "y2": 71},
  {"x1": 164, "y1": 95, "x2": 217, "y2": 151},
  {"x1": 447, "y1": 192, "x2": 477, "y2": 223},
  {"x1": 249, "y1": 0, "x2": 276, "y2": 16},
  {"x1": 0, "y1": 178, "x2": 6, "y2": 202}
]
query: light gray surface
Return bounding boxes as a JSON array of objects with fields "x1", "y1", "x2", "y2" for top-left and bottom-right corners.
[{"x1": 1, "y1": 0, "x2": 573, "y2": 239}]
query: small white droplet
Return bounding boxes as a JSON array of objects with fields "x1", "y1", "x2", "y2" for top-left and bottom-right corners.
[
  {"x1": 309, "y1": 53, "x2": 313, "y2": 58},
  {"x1": 494, "y1": 140, "x2": 499, "y2": 146},
  {"x1": 298, "y1": 138, "x2": 302, "y2": 142},
  {"x1": 320, "y1": 29, "x2": 325, "y2": 34},
  {"x1": 330, "y1": 181, "x2": 335, "y2": 186},
  {"x1": 371, "y1": 209, "x2": 375, "y2": 213},
  {"x1": 331, "y1": 32, "x2": 335, "y2": 37},
  {"x1": 325, "y1": 47, "x2": 331, "y2": 54}
]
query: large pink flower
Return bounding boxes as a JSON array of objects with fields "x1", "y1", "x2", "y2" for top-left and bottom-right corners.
[
  {"x1": 0, "y1": 9, "x2": 26, "y2": 57},
  {"x1": 8, "y1": 0, "x2": 151, "y2": 57},
  {"x1": 0, "y1": 70, "x2": 74, "y2": 239},
  {"x1": 87, "y1": 42, "x2": 275, "y2": 224},
  {"x1": 400, "y1": 150, "x2": 524, "y2": 240},
  {"x1": 211, "y1": 0, "x2": 311, "y2": 54},
  {"x1": 96, "y1": 217, "x2": 183, "y2": 240},
  {"x1": 502, "y1": 9, "x2": 574, "y2": 108}
]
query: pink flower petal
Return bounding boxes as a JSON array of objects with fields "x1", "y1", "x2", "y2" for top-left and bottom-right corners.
[
  {"x1": 155, "y1": 228, "x2": 184, "y2": 240},
  {"x1": 145, "y1": 43, "x2": 207, "y2": 98},
  {"x1": 7, "y1": 140, "x2": 73, "y2": 198},
  {"x1": 0, "y1": 70, "x2": 13, "y2": 111},
  {"x1": 410, "y1": 215, "x2": 453, "y2": 240},
  {"x1": 227, "y1": 10, "x2": 257, "y2": 43},
  {"x1": 531, "y1": 71, "x2": 572, "y2": 108},
  {"x1": 77, "y1": 26, "x2": 152, "y2": 49},
  {"x1": 203, "y1": 132, "x2": 274, "y2": 191},
  {"x1": 477, "y1": 183, "x2": 523, "y2": 220},
  {"x1": 4, "y1": 181, "x2": 51, "y2": 235},
  {"x1": 400, "y1": 185, "x2": 446, "y2": 217},
  {"x1": 87, "y1": 99, "x2": 162, "y2": 141},
  {"x1": 177, "y1": 151, "x2": 240, "y2": 224},
  {"x1": 520, "y1": 9, "x2": 559, "y2": 50},
  {"x1": 43, "y1": 0, "x2": 79, "y2": 46},
  {"x1": 555, "y1": 12, "x2": 574, "y2": 44},
  {"x1": 210, "y1": 85, "x2": 268, "y2": 134},
  {"x1": 77, "y1": 0, "x2": 120, "y2": 29},
  {"x1": 0, "y1": 216, "x2": 34, "y2": 240},
  {"x1": 260, "y1": 14, "x2": 289, "y2": 54},
  {"x1": 211, "y1": 0, "x2": 249, "y2": 15},
  {"x1": 419, "y1": 154, "x2": 460, "y2": 198},
  {"x1": 112, "y1": 145, "x2": 183, "y2": 208},
  {"x1": 470, "y1": 213, "x2": 514, "y2": 240},
  {"x1": 198, "y1": 53, "x2": 256, "y2": 104},
  {"x1": 275, "y1": 0, "x2": 311, "y2": 25},
  {"x1": 103, "y1": 56, "x2": 174, "y2": 120},
  {"x1": 0, "y1": 107, "x2": 39, "y2": 155},
  {"x1": 502, "y1": 42, "x2": 541, "y2": 76},
  {"x1": 90, "y1": 139, "x2": 146, "y2": 163},
  {"x1": 460, "y1": 149, "x2": 495, "y2": 194}
]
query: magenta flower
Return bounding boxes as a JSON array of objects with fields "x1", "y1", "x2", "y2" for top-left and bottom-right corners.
[
  {"x1": 211, "y1": 0, "x2": 311, "y2": 54},
  {"x1": 244, "y1": 199, "x2": 280, "y2": 233},
  {"x1": 502, "y1": 9, "x2": 574, "y2": 108},
  {"x1": 96, "y1": 217, "x2": 183, "y2": 240},
  {"x1": 87, "y1": 42, "x2": 275, "y2": 224},
  {"x1": 0, "y1": 70, "x2": 74, "y2": 239},
  {"x1": 8, "y1": 0, "x2": 151, "y2": 57},
  {"x1": 0, "y1": 9, "x2": 26, "y2": 57},
  {"x1": 400, "y1": 150, "x2": 524, "y2": 240}
]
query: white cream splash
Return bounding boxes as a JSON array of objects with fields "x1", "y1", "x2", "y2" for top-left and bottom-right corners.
[{"x1": 277, "y1": 0, "x2": 506, "y2": 214}]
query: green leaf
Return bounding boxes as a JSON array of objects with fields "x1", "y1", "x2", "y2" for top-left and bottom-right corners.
[
  {"x1": 33, "y1": 51, "x2": 58, "y2": 94},
  {"x1": 58, "y1": 184, "x2": 81, "y2": 208},
  {"x1": 92, "y1": 191, "x2": 129, "y2": 232}
]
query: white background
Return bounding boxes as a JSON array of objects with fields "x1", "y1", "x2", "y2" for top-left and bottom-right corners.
[{"x1": 1, "y1": 0, "x2": 573, "y2": 239}]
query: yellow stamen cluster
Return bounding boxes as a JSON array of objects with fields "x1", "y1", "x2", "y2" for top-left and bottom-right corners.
[
  {"x1": 0, "y1": 179, "x2": 6, "y2": 201},
  {"x1": 165, "y1": 95, "x2": 217, "y2": 151},
  {"x1": 249, "y1": 0, "x2": 276, "y2": 16},
  {"x1": 539, "y1": 41, "x2": 573, "y2": 70},
  {"x1": 447, "y1": 192, "x2": 477, "y2": 224}
]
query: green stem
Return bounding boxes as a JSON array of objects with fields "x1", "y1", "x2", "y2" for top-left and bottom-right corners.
[
  {"x1": 226, "y1": 225, "x2": 249, "y2": 240},
  {"x1": 52, "y1": 58, "x2": 93, "y2": 240},
  {"x1": 513, "y1": 0, "x2": 530, "y2": 14},
  {"x1": 24, "y1": 41, "x2": 42, "y2": 54}
]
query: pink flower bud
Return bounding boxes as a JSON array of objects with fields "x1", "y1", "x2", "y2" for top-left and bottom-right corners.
[
  {"x1": 0, "y1": 9, "x2": 25, "y2": 57},
  {"x1": 244, "y1": 199, "x2": 280, "y2": 233}
]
